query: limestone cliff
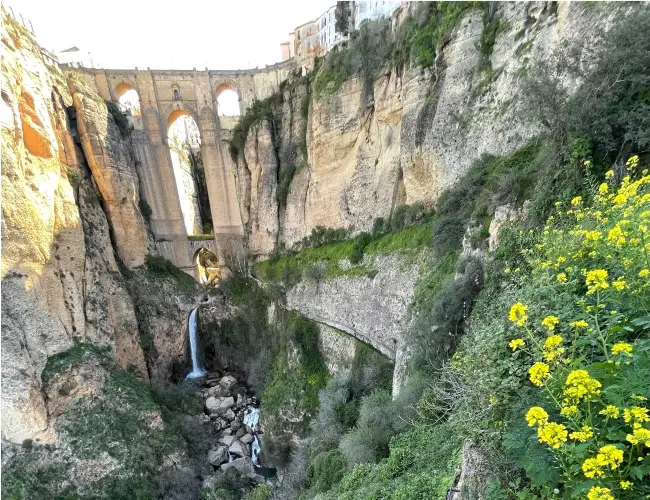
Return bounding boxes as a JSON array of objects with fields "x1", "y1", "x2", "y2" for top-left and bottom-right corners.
[
  {"x1": 0, "y1": 12, "x2": 151, "y2": 444},
  {"x1": 234, "y1": 1, "x2": 620, "y2": 257}
]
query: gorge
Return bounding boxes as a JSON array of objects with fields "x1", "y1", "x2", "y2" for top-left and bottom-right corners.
[{"x1": 2, "y1": 2, "x2": 650, "y2": 500}]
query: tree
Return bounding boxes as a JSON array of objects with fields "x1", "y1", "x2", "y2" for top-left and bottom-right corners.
[{"x1": 335, "y1": 1, "x2": 351, "y2": 36}]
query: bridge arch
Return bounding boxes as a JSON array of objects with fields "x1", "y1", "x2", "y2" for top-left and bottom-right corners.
[
  {"x1": 114, "y1": 81, "x2": 141, "y2": 116},
  {"x1": 215, "y1": 83, "x2": 241, "y2": 117},
  {"x1": 166, "y1": 106, "x2": 213, "y2": 237}
]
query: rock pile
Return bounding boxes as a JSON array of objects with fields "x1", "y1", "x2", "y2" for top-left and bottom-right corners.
[{"x1": 201, "y1": 374, "x2": 263, "y2": 484}]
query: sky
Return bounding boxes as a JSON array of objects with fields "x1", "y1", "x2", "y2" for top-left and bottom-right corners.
[{"x1": 7, "y1": 0, "x2": 333, "y2": 70}]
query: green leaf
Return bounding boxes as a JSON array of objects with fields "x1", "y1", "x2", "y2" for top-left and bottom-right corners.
[
  {"x1": 629, "y1": 466, "x2": 646, "y2": 480},
  {"x1": 605, "y1": 429, "x2": 627, "y2": 441}
]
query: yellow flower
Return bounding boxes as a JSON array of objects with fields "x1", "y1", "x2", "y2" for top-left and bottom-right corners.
[
  {"x1": 585, "y1": 230, "x2": 602, "y2": 241},
  {"x1": 508, "y1": 338, "x2": 525, "y2": 351},
  {"x1": 611, "y1": 342, "x2": 633, "y2": 357},
  {"x1": 605, "y1": 170, "x2": 615, "y2": 179},
  {"x1": 596, "y1": 444, "x2": 624, "y2": 470},
  {"x1": 599, "y1": 405, "x2": 620, "y2": 419},
  {"x1": 571, "y1": 196, "x2": 582, "y2": 206},
  {"x1": 488, "y1": 395, "x2": 497, "y2": 404},
  {"x1": 607, "y1": 224, "x2": 626, "y2": 246},
  {"x1": 560, "y1": 405, "x2": 578, "y2": 418},
  {"x1": 587, "y1": 486, "x2": 613, "y2": 500},
  {"x1": 599, "y1": 183, "x2": 609, "y2": 195},
  {"x1": 509, "y1": 303, "x2": 528, "y2": 327},
  {"x1": 639, "y1": 269, "x2": 649, "y2": 278},
  {"x1": 544, "y1": 335, "x2": 562, "y2": 349},
  {"x1": 569, "y1": 426, "x2": 593, "y2": 442},
  {"x1": 556, "y1": 272, "x2": 568, "y2": 282},
  {"x1": 529, "y1": 362, "x2": 551, "y2": 387},
  {"x1": 585, "y1": 269, "x2": 609, "y2": 295},
  {"x1": 626, "y1": 154, "x2": 639, "y2": 168},
  {"x1": 525, "y1": 406, "x2": 549, "y2": 427},
  {"x1": 564, "y1": 370, "x2": 601, "y2": 403},
  {"x1": 614, "y1": 193, "x2": 628, "y2": 204},
  {"x1": 626, "y1": 427, "x2": 650, "y2": 446},
  {"x1": 537, "y1": 422, "x2": 567, "y2": 449},
  {"x1": 620, "y1": 481, "x2": 632, "y2": 490},
  {"x1": 612, "y1": 279, "x2": 627, "y2": 291},
  {"x1": 570, "y1": 320, "x2": 589, "y2": 328},
  {"x1": 624, "y1": 406, "x2": 650, "y2": 423},
  {"x1": 541, "y1": 317, "x2": 560, "y2": 331},
  {"x1": 582, "y1": 457, "x2": 605, "y2": 478}
]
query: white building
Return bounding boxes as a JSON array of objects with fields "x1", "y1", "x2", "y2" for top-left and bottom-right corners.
[
  {"x1": 57, "y1": 46, "x2": 97, "y2": 68},
  {"x1": 353, "y1": 1, "x2": 401, "y2": 30}
]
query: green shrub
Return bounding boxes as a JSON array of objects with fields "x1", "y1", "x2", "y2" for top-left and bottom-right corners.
[
  {"x1": 309, "y1": 450, "x2": 347, "y2": 492},
  {"x1": 106, "y1": 101, "x2": 130, "y2": 138}
]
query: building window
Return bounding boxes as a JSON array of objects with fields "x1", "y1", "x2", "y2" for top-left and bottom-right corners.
[{"x1": 173, "y1": 89, "x2": 180, "y2": 101}]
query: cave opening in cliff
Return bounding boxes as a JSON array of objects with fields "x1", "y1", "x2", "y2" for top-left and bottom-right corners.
[
  {"x1": 167, "y1": 111, "x2": 213, "y2": 235},
  {"x1": 215, "y1": 84, "x2": 240, "y2": 116}
]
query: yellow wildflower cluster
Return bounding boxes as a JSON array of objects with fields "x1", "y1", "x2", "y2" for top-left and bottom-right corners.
[
  {"x1": 569, "y1": 425, "x2": 593, "y2": 442},
  {"x1": 623, "y1": 406, "x2": 650, "y2": 424},
  {"x1": 508, "y1": 157, "x2": 649, "y2": 496},
  {"x1": 541, "y1": 315, "x2": 559, "y2": 330},
  {"x1": 508, "y1": 338, "x2": 525, "y2": 351},
  {"x1": 563, "y1": 370, "x2": 602, "y2": 404},
  {"x1": 537, "y1": 422, "x2": 568, "y2": 449},
  {"x1": 582, "y1": 445, "x2": 625, "y2": 478},
  {"x1": 509, "y1": 302, "x2": 528, "y2": 327},
  {"x1": 611, "y1": 342, "x2": 633, "y2": 357},
  {"x1": 587, "y1": 486, "x2": 614, "y2": 500},
  {"x1": 529, "y1": 362, "x2": 551, "y2": 387},
  {"x1": 626, "y1": 425, "x2": 650, "y2": 446},
  {"x1": 542, "y1": 334, "x2": 564, "y2": 361},
  {"x1": 586, "y1": 269, "x2": 609, "y2": 295},
  {"x1": 525, "y1": 406, "x2": 549, "y2": 427},
  {"x1": 599, "y1": 405, "x2": 620, "y2": 419}
]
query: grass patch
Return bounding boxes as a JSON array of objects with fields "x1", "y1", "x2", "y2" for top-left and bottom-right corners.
[
  {"x1": 41, "y1": 343, "x2": 112, "y2": 386},
  {"x1": 187, "y1": 233, "x2": 215, "y2": 241}
]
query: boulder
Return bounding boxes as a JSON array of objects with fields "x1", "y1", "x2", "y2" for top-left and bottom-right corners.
[
  {"x1": 221, "y1": 457, "x2": 255, "y2": 477},
  {"x1": 206, "y1": 396, "x2": 234, "y2": 415},
  {"x1": 235, "y1": 427, "x2": 246, "y2": 439},
  {"x1": 222, "y1": 428, "x2": 232, "y2": 436},
  {"x1": 240, "y1": 433, "x2": 254, "y2": 445},
  {"x1": 229, "y1": 440, "x2": 249, "y2": 458},
  {"x1": 230, "y1": 421, "x2": 241, "y2": 432},
  {"x1": 223, "y1": 408, "x2": 235, "y2": 420},
  {"x1": 208, "y1": 445, "x2": 229, "y2": 466},
  {"x1": 221, "y1": 435, "x2": 236, "y2": 446},
  {"x1": 208, "y1": 385, "x2": 222, "y2": 397},
  {"x1": 236, "y1": 394, "x2": 246, "y2": 407},
  {"x1": 219, "y1": 375, "x2": 238, "y2": 393}
]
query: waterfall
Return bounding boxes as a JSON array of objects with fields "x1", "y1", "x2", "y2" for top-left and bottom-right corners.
[
  {"x1": 185, "y1": 307, "x2": 207, "y2": 379},
  {"x1": 244, "y1": 407, "x2": 261, "y2": 466}
]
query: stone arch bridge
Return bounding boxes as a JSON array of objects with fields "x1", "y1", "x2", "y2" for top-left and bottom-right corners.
[{"x1": 64, "y1": 62, "x2": 296, "y2": 273}]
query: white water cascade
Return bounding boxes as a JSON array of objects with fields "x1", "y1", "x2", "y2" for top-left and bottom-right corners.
[
  {"x1": 185, "y1": 307, "x2": 207, "y2": 379},
  {"x1": 243, "y1": 407, "x2": 261, "y2": 466}
]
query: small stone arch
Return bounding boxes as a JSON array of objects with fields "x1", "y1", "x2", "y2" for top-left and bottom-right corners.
[
  {"x1": 193, "y1": 247, "x2": 220, "y2": 284},
  {"x1": 114, "y1": 81, "x2": 141, "y2": 116},
  {"x1": 215, "y1": 83, "x2": 240, "y2": 116},
  {"x1": 164, "y1": 102, "x2": 200, "y2": 131}
]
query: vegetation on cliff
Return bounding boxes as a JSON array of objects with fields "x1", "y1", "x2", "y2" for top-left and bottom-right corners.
[{"x1": 257, "y1": 7, "x2": 650, "y2": 498}]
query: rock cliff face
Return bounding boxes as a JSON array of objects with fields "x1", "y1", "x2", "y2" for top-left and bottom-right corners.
[
  {"x1": 235, "y1": 2, "x2": 617, "y2": 257},
  {"x1": 1, "y1": 13, "x2": 153, "y2": 444}
]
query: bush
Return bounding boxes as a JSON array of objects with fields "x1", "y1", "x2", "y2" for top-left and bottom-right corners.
[
  {"x1": 308, "y1": 450, "x2": 347, "y2": 492},
  {"x1": 106, "y1": 101, "x2": 130, "y2": 138},
  {"x1": 339, "y1": 389, "x2": 405, "y2": 466}
]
